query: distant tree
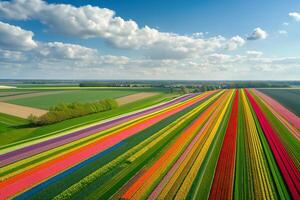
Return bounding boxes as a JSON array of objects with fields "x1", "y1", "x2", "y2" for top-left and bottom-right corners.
[
  {"x1": 180, "y1": 86, "x2": 189, "y2": 94},
  {"x1": 169, "y1": 87, "x2": 174, "y2": 93},
  {"x1": 30, "y1": 99, "x2": 119, "y2": 126},
  {"x1": 28, "y1": 114, "x2": 38, "y2": 124}
]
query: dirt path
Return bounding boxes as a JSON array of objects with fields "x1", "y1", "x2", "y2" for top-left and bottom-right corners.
[
  {"x1": 116, "y1": 92, "x2": 158, "y2": 106},
  {"x1": 0, "y1": 102, "x2": 47, "y2": 119}
]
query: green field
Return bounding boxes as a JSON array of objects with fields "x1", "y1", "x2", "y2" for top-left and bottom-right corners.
[
  {"x1": 5, "y1": 90, "x2": 138, "y2": 109},
  {"x1": 0, "y1": 93, "x2": 177, "y2": 148},
  {"x1": 0, "y1": 91, "x2": 37, "y2": 97},
  {"x1": 258, "y1": 89, "x2": 300, "y2": 116},
  {"x1": 0, "y1": 113, "x2": 28, "y2": 134}
]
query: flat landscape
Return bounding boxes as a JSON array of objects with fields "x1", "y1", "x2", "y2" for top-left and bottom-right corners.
[
  {"x1": 0, "y1": 88, "x2": 299, "y2": 199},
  {"x1": 3, "y1": 89, "x2": 138, "y2": 109},
  {"x1": 0, "y1": 0, "x2": 299, "y2": 199},
  {"x1": 0, "y1": 86, "x2": 172, "y2": 147},
  {"x1": 258, "y1": 88, "x2": 300, "y2": 116}
]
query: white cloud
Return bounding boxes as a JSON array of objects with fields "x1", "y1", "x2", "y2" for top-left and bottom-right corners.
[
  {"x1": 278, "y1": 30, "x2": 287, "y2": 35},
  {"x1": 0, "y1": 0, "x2": 244, "y2": 59},
  {"x1": 289, "y1": 12, "x2": 300, "y2": 21},
  {"x1": 246, "y1": 51, "x2": 263, "y2": 57},
  {"x1": 0, "y1": 21, "x2": 128, "y2": 66},
  {"x1": 143, "y1": 35, "x2": 228, "y2": 59},
  {"x1": 247, "y1": 27, "x2": 268, "y2": 40},
  {"x1": 0, "y1": 0, "x2": 45, "y2": 20},
  {"x1": 207, "y1": 53, "x2": 232, "y2": 64},
  {"x1": 0, "y1": 49, "x2": 26, "y2": 62},
  {"x1": 0, "y1": 1, "x2": 297, "y2": 80},
  {"x1": 1, "y1": 48, "x2": 299, "y2": 80},
  {"x1": 192, "y1": 32, "x2": 204, "y2": 38},
  {"x1": 226, "y1": 35, "x2": 245, "y2": 50},
  {"x1": 0, "y1": 21, "x2": 37, "y2": 51},
  {"x1": 38, "y1": 42, "x2": 99, "y2": 60},
  {"x1": 283, "y1": 22, "x2": 289, "y2": 26}
]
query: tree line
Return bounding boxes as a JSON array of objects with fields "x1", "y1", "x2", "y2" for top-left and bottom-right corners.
[{"x1": 29, "y1": 99, "x2": 118, "y2": 125}]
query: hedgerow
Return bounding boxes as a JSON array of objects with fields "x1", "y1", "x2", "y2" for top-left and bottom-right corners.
[{"x1": 28, "y1": 99, "x2": 118, "y2": 125}]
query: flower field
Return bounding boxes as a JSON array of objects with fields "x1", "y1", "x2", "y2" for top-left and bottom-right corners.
[{"x1": 0, "y1": 89, "x2": 299, "y2": 199}]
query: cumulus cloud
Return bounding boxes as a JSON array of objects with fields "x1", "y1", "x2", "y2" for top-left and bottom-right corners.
[
  {"x1": 0, "y1": 0, "x2": 244, "y2": 59},
  {"x1": 144, "y1": 35, "x2": 228, "y2": 59},
  {"x1": 38, "y1": 42, "x2": 99, "y2": 60},
  {"x1": 0, "y1": 21, "x2": 104, "y2": 63},
  {"x1": 1, "y1": 1, "x2": 295, "y2": 80},
  {"x1": 226, "y1": 36, "x2": 245, "y2": 50},
  {"x1": 247, "y1": 27, "x2": 268, "y2": 40},
  {"x1": 289, "y1": 12, "x2": 300, "y2": 21},
  {"x1": 0, "y1": 49, "x2": 26, "y2": 62},
  {"x1": 34, "y1": 42, "x2": 132, "y2": 67},
  {"x1": 0, "y1": 0, "x2": 44, "y2": 20},
  {"x1": 0, "y1": 21, "x2": 37, "y2": 51}
]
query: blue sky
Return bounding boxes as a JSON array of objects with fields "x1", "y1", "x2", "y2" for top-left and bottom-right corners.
[{"x1": 0, "y1": 0, "x2": 300, "y2": 80}]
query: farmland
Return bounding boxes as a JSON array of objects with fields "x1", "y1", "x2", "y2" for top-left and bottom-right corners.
[
  {"x1": 4, "y1": 90, "x2": 140, "y2": 109},
  {"x1": 0, "y1": 92, "x2": 174, "y2": 147},
  {"x1": 0, "y1": 88, "x2": 299, "y2": 199},
  {"x1": 0, "y1": 113, "x2": 28, "y2": 133},
  {"x1": 258, "y1": 88, "x2": 300, "y2": 116}
]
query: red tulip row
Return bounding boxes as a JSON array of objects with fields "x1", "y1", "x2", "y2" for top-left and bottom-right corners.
[{"x1": 209, "y1": 90, "x2": 239, "y2": 199}]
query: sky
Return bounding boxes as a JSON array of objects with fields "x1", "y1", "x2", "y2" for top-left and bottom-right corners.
[{"x1": 0, "y1": 0, "x2": 300, "y2": 80}]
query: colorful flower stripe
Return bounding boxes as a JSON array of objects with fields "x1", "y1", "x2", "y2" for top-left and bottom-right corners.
[
  {"x1": 150, "y1": 92, "x2": 230, "y2": 200},
  {"x1": 14, "y1": 141, "x2": 126, "y2": 200},
  {"x1": 173, "y1": 90, "x2": 234, "y2": 199},
  {"x1": 0, "y1": 94, "x2": 197, "y2": 155},
  {"x1": 0, "y1": 92, "x2": 213, "y2": 199},
  {"x1": 248, "y1": 89, "x2": 291, "y2": 200},
  {"x1": 1, "y1": 93, "x2": 212, "y2": 180},
  {"x1": 147, "y1": 96, "x2": 221, "y2": 200},
  {"x1": 253, "y1": 89, "x2": 300, "y2": 131},
  {"x1": 0, "y1": 94, "x2": 198, "y2": 167},
  {"x1": 250, "y1": 89, "x2": 299, "y2": 169},
  {"x1": 121, "y1": 90, "x2": 229, "y2": 199},
  {"x1": 246, "y1": 89, "x2": 300, "y2": 199},
  {"x1": 1, "y1": 89, "x2": 299, "y2": 199},
  {"x1": 209, "y1": 90, "x2": 239, "y2": 200},
  {"x1": 75, "y1": 91, "x2": 223, "y2": 200},
  {"x1": 153, "y1": 91, "x2": 233, "y2": 200},
  {"x1": 252, "y1": 89, "x2": 300, "y2": 140},
  {"x1": 241, "y1": 90, "x2": 277, "y2": 199},
  {"x1": 234, "y1": 91, "x2": 254, "y2": 199}
]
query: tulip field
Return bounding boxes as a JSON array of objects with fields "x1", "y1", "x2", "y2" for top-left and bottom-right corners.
[{"x1": 0, "y1": 88, "x2": 299, "y2": 199}]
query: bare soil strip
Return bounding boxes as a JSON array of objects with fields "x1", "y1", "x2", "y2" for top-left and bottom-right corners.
[
  {"x1": 0, "y1": 92, "x2": 37, "y2": 97},
  {"x1": 116, "y1": 92, "x2": 158, "y2": 106},
  {"x1": 0, "y1": 90, "x2": 70, "y2": 101},
  {"x1": 0, "y1": 102, "x2": 47, "y2": 119}
]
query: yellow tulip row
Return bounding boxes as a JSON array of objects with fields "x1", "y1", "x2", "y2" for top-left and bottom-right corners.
[
  {"x1": 240, "y1": 90, "x2": 276, "y2": 199},
  {"x1": 172, "y1": 90, "x2": 234, "y2": 199},
  {"x1": 121, "y1": 91, "x2": 225, "y2": 199}
]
